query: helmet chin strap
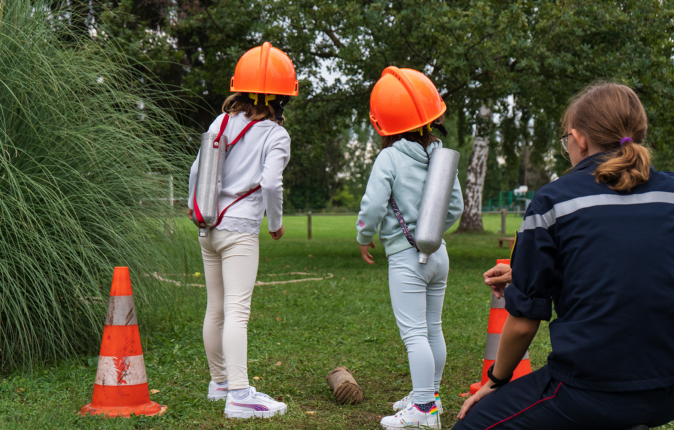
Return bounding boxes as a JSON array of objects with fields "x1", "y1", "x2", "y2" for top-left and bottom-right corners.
[
  {"x1": 409, "y1": 122, "x2": 448, "y2": 137},
  {"x1": 268, "y1": 95, "x2": 291, "y2": 122},
  {"x1": 431, "y1": 122, "x2": 448, "y2": 137}
]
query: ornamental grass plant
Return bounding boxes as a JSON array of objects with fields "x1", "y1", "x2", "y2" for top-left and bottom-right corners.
[{"x1": 0, "y1": 0, "x2": 193, "y2": 369}]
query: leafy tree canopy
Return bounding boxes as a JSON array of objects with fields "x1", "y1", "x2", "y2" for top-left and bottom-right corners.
[{"x1": 79, "y1": 0, "x2": 674, "y2": 207}]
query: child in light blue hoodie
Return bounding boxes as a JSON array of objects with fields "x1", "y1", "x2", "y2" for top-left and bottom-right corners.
[{"x1": 358, "y1": 66, "x2": 463, "y2": 430}]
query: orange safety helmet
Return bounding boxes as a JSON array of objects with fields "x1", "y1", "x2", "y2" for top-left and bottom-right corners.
[
  {"x1": 230, "y1": 42, "x2": 299, "y2": 99},
  {"x1": 369, "y1": 66, "x2": 446, "y2": 136}
]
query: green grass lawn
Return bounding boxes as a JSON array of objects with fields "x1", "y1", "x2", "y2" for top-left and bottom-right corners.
[{"x1": 0, "y1": 214, "x2": 670, "y2": 429}]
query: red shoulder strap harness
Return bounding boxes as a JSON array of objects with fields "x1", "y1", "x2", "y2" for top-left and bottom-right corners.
[{"x1": 193, "y1": 114, "x2": 263, "y2": 229}]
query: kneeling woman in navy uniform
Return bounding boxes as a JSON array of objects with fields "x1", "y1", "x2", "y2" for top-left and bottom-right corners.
[{"x1": 454, "y1": 82, "x2": 674, "y2": 429}]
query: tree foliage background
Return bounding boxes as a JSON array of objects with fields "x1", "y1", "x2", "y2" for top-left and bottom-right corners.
[{"x1": 68, "y1": 0, "x2": 674, "y2": 215}]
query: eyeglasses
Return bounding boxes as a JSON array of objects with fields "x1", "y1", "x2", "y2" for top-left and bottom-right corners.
[{"x1": 560, "y1": 133, "x2": 570, "y2": 153}]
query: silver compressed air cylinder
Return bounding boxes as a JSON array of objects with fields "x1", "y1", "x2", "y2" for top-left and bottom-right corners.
[
  {"x1": 415, "y1": 148, "x2": 460, "y2": 264},
  {"x1": 192, "y1": 132, "x2": 226, "y2": 237}
]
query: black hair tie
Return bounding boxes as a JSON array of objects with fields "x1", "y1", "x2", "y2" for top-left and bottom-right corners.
[{"x1": 231, "y1": 93, "x2": 253, "y2": 104}]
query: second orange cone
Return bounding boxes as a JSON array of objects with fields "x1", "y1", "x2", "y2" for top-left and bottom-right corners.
[
  {"x1": 80, "y1": 267, "x2": 166, "y2": 417},
  {"x1": 467, "y1": 258, "x2": 532, "y2": 395}
]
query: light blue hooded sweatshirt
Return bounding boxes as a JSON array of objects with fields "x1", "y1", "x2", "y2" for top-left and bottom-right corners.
[{"x1": 356, "y1": 139, "x2": 464, "y2": 256}]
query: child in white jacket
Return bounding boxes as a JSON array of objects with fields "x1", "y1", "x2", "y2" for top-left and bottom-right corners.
[
  {"x1": 357, "y1": 66, "x2": 464, "y2": 430},
  {"x1": 187, "y1": 42, "x2": 297, "y2": 419}
]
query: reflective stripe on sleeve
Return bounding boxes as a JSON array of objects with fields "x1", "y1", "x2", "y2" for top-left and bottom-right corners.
[{"x1": 520, "y1": 191, "x2": 674, "y2": 233}]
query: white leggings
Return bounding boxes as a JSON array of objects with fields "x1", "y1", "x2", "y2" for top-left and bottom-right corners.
[
  {"x1": 388, "y1": 246, "x2": 449, "y2": 404},
  {"x1": 199, "y1": 229, "x2": 259, "y2": 389}
]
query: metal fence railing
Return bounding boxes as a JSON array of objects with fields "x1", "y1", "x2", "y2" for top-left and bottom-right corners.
[
  {"x1": 283, "y1": 208, "x2": 360, "y2": 215},
  {"x1": 171, "y1": 196, "x2": 524, "y2": 239}
]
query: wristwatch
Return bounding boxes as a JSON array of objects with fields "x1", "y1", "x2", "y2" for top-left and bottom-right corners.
[{"x1": 487, "y1": 363, "x2": 513, "y2": 389}]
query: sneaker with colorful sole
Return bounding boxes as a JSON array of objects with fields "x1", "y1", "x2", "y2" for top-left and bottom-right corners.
[
  {"x1": 207, "y1": 381, "x2": 229, "y2": 401},
  {"x1": 224, "y1": 387, "x2": 287, "y2": 419},
  {"x1": 393, "y1": 391, "x2": 443, "y2": 415},
  {"x1": 381, "y1": 403, "x2": 441, "y2": 429}
]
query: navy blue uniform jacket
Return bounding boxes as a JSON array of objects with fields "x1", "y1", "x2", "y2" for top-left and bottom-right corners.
[{"x1": 506, "y1": 153, "x2": 674, "y2": 391}]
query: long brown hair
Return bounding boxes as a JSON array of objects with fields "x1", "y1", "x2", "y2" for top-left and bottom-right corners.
[
  {"x1": 222, "y1": 93, "x2": 284, "y2": 126},
  {"x1": 381, "y1": 116, "x2": 445, "y2": 150},
  {"x1": 562, "y1": 82, "x2": 650, "y2": 192}
]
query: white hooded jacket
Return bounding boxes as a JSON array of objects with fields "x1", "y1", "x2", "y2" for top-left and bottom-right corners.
[{"x1": 188, "y1": 112, "x2": 290, "y2": 234}]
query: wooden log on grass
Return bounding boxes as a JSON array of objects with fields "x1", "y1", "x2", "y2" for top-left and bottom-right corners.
[{"x1": 326, "y1": 367, "x2": 363, "y2": 405}]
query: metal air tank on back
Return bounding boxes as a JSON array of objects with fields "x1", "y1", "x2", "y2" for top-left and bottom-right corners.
[
  {"x1": 192, "y1": 132, "x2": 227, "y2": 237},
  {"x1": 415, "y1": 148, "x2": 460, "y2": 264}
]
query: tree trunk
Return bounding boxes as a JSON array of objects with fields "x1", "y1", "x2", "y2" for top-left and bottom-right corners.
[{"x1": 457, "y1": 105, "x2": 492, "y2": 233}]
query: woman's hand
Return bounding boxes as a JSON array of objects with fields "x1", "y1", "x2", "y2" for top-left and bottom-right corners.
[
  {"x1": 483, "y1": 263, "x2": 512, "y2": 299},
  {"x1": 269, "y1": 226, "x2": 285, "y2": 240},
  {"x1": 457, "y1": 379, "x2": 497, "y2": 420},
  {"x1": 187, "y1": 208, "x2": 194, "y2": 220},
  {"x1": 360, "y1": 242, "x2": 375, "y2": 264}
]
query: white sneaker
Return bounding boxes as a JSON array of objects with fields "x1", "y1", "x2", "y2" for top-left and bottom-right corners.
[
  {"x1": 393, "y1": 391, "x2": 443, "y2": 415},
  {"x1": 207, "y1": 381, "x2": 229, "y2": 401},
  {"x1": 381, "y1": 404, "x2": 441, "y2": 429},
  {"x1": 393, "y1": 391, "x2": 413, "y2": 411},
  {"x1": 224, "y1": 387, "x2": 287, "y2": 419}
]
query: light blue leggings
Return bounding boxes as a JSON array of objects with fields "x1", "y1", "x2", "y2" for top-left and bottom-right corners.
[{"x1": 388, "y1": 246, "x2": 449, "y2": 404}]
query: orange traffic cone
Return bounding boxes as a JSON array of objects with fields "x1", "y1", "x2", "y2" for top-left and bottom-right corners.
[
  {"x1": 80, "y1": 267, "x2": 167, "y2": 417},
  {"x1": 466, "y1": 259, "x2": 532, "y2": 395}
]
